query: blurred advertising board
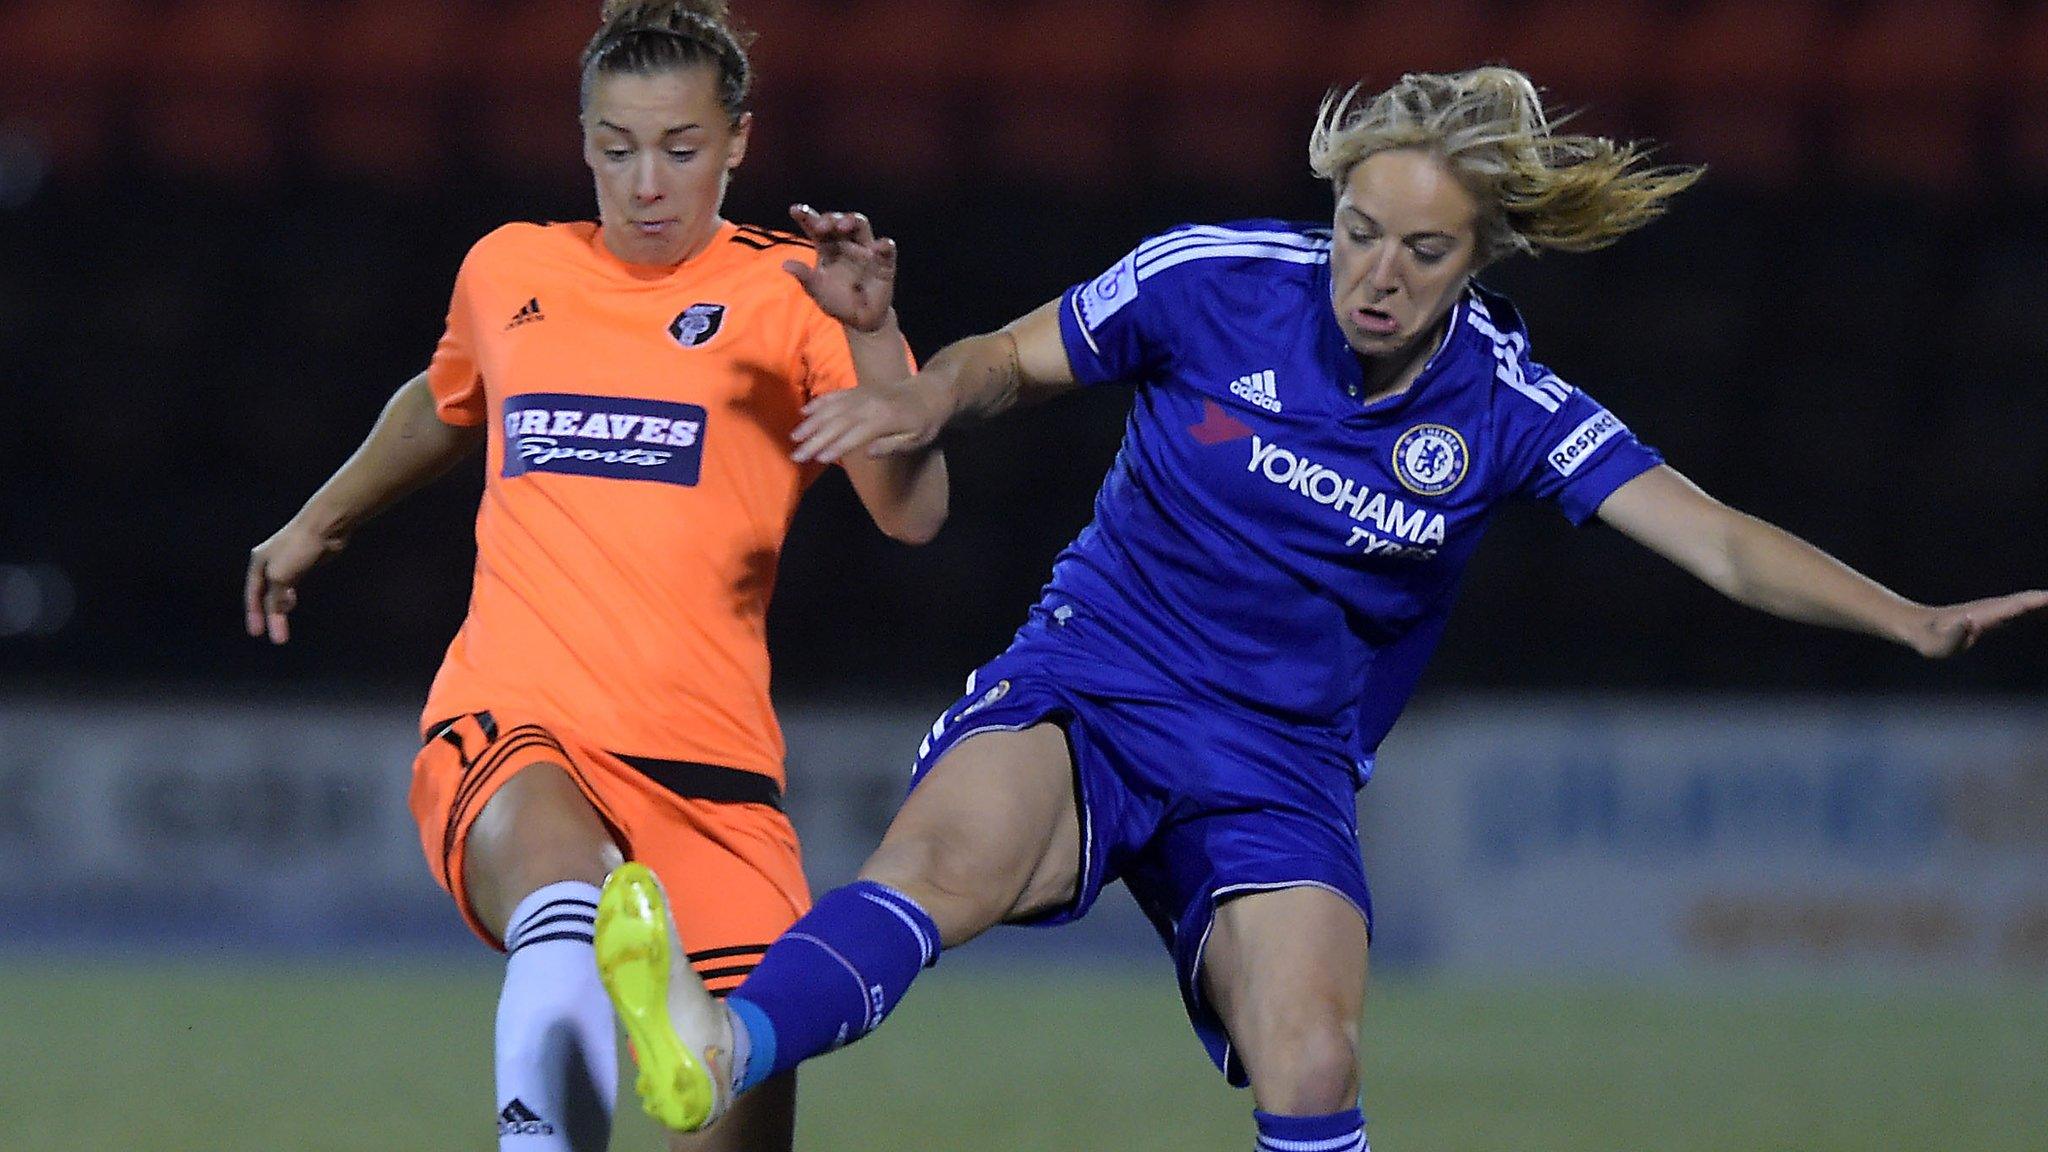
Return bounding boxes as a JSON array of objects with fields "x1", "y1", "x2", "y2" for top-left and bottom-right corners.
[
  {"x1": 1, "y1": 697, "x2": 2042, "y2": 975},
  {"x1": 1364, "y1": 698, "x2": 2048, "y2": 977}
]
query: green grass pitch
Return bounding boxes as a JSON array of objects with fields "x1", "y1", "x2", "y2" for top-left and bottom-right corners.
[{"x1": 5, "y1": 955, "x2": 2043, "y2": 1150}]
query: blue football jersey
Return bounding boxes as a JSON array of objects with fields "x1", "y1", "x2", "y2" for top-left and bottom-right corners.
[{"x1": 1023, "y1": 220, "x2": 1663, "y2": 765}]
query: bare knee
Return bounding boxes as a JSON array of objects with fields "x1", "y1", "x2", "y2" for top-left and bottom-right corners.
[
  {"x1": 464, "y1": 762, "x2": 622, "y2": 941},
  {"x1": 1240, "y1": 1014, "x2": 1360, "y2": 1114},
  {"x1": 1202, "y1": 886, "x2": 1369, "y2": 1114},
  {"x1": 855, "y1": 725, "x2": 1079, "y2": 947},
  {"x1": 857, "y1": 830, "x2": 1022, "y2": 946}
]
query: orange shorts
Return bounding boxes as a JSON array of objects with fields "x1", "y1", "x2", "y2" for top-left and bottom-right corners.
[{"x1": 408, "y1": 709, "x2": 811, "y2": 995}]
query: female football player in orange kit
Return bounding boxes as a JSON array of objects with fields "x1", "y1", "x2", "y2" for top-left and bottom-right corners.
[{"x1": 242, "y1": 4, "x2": 943, "y2": 1149}]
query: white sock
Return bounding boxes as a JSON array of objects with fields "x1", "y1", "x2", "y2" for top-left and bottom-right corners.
[{"x1": 495, "y1": 881, "x2": 615, "y2": 1151}]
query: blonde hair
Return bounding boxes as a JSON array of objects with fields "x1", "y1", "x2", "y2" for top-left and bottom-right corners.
[
  {"x1": 582, "y1": 1, "x2": 754, "y2": 121},
  {"x1": 1309, "y1": 67, "x2": 1703, "y2": 266}
]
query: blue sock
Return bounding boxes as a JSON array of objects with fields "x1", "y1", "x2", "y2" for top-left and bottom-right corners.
[
  {"x1": 1253, "y1": 1107, "x2": 1368, "y2": 1152},
  {"x1": 726, "y1": 880, "x2": 940, "y2": 1094}
]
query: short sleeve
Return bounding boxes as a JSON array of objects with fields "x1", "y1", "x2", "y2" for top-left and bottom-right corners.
[
  {"x1": 426, "y1": 254, "x2": 487, "y2": 427},
  {"x1": 796, "y1": 295, "x2": 916, "y2": 404},
  {"x1": 1507, "y1": 365, "x2": 1663, "y2": 524},
  {"x1": 800, "y1": 300, "x2": 858, "y2": 402},
  {"x1": 1055, "y1": 234, "x2": 1177, "y2": 386}
]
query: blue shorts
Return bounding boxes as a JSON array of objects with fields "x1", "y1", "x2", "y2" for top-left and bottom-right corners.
[{"x1": 910, "y1": 646, "x2": 1372, "y2": 1086}]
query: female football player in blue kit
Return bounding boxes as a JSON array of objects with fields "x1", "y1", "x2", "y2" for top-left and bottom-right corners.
[{"x1": 589, "y1": 67, "x2": 2048, "y2": 1149}]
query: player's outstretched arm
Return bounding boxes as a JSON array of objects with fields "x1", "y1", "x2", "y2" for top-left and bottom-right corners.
[
  {"x1": 1597, "y1": 465, "x2": 2048, "y2": 657},
  {"x1": 243, "y1": 371, "x2": 482, "y2": 644},
  {"x1": 790, "y1": 298, "x2": 1079, "y2": 467}
]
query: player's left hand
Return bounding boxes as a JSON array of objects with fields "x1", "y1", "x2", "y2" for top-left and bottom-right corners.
[
  {"x1": 783, "y1": 204, "x2": 896, "y2": 333},
  {"x1": 1906, "y1": 589, "x2": 2048, "y2": 658}
]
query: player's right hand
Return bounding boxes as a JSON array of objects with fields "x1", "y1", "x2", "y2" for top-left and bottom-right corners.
[
  {"x1": 783, "y1": 204, "x2": 897, "y2": 334},
  {"x1": 243, "y1": 521, "x2": 346, "y2": 644}
]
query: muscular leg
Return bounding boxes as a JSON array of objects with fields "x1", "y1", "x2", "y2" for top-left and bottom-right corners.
[
  {"x1": 472, "y1": 764, "x2": 805, "y2": 1152},
  {"x1": 1201, "y1": 885, "x2": 1371, "y2": 1114},
  {"x1": 465, "y1": 763, "x2": 624, "y2": 1152},
  {"x1": 858, "y1": 721, "x2": 1084, "y2": 944},
  {"x1": 465, "y1": 762, "x2": 622, "y2": 939},
  {"x1": 715, "y1": 722, "x2": 1082, "y2": 1098},
  {"x1": 599, "y1": 721, "x2": 1084, "y2": 1134}
]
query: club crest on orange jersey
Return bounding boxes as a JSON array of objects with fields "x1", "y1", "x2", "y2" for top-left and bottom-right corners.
[{"x1": 669, "y1": 303, "x2": 727, "y2": 349}]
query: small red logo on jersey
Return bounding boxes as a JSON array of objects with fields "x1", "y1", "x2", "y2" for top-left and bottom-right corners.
[{"x1": 1189, "y1": 399, "x2": 1253, "y2": 445}]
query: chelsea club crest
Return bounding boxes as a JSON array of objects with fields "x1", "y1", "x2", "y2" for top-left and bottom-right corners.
[
  {"x1": 1391, "y1": 424, "x2": 1469, "y2": 496},
  {"x1": 669, "y1": 303, "x2": 727, "y2": 348}
]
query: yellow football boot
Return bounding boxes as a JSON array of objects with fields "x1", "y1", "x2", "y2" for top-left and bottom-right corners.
[{"x1": 594, "y1": 862, "x2": 733, "y2": 1132}]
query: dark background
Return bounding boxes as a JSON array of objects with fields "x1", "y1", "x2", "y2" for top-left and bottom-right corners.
[{"x1": 2, "y1": 0, "x2": 2044, "y2": 701}]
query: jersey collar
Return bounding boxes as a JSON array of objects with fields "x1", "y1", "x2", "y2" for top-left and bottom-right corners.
[
  {"x1": 1317, "y1": 270, "x2": 1472, "y2": 423},
  {"x1": 583, "y1": 218, "x2": 741, "y2": 284}
]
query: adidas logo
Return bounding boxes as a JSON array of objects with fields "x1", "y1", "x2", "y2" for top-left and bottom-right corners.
[
  {"x1": 1228, "y1": 369, "x2": 1281, "y2": 413},
  {"x1": 498, "y1": 1098, "x2": 555, "y2": 1137},
  {"x1": 505, "y1": 297, "x2": 545, "y2": 330}
]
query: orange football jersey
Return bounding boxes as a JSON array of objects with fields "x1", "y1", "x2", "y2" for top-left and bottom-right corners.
[{"x1": 422, "y1": 219, "x2": 860, "y2": 785}]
